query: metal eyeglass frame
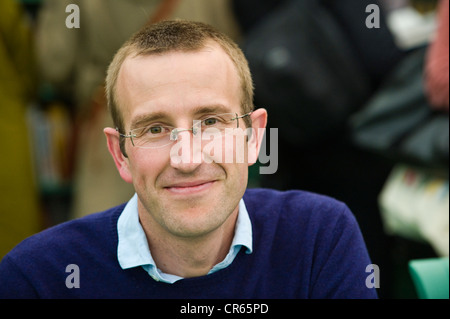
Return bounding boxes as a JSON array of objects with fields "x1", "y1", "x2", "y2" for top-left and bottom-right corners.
[{"x1": 116, "y1": 112, "x2": 252, "y2": 148}]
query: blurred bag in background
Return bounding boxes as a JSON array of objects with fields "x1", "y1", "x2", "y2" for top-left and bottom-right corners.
[
  {"x1": 350, "y1": 46, "x2": 449, "y2": 169},
  {"x1": 243, "y1": 0, "x2": 371, "y2": 147}
]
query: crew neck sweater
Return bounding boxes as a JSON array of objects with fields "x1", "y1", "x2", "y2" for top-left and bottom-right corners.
[{"x1": 0, "y1": 188, "x2": 378, "y2": 299}]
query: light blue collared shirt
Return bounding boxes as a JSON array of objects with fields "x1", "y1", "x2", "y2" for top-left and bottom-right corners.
[{"x1": 117, "y1": 193, "x2": 253, "y2": 284}]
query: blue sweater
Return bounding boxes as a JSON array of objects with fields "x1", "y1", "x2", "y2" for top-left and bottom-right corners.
[{"x1": 0, "y1": 188, "x2": 377, "y2": 299}]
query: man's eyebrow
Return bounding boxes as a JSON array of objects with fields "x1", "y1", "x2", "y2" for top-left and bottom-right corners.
[
  {"x1": 129, "y1": 104, "x2": 234, "y2": 129},
  {"x1": 192, "y1": 104, "x2": 234, "y2": 115},
  {"x1": 130, "y1": 112, "x2": 169, "y2": 129}
]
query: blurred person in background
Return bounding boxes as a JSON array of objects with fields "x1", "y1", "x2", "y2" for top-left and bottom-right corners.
[
  {"x1": 36, "y1": 0, "x2": 241, "y2": 220},
  {"x1": 425, "y1": 0, "x2": 449, "y2": 111},
  {"x1": 0, "y1": 0, "x2": 42, "y2": 258}
]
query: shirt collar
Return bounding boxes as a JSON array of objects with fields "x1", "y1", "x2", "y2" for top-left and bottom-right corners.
[{"x1": 117, "y1": 193, "x2": 253, "y2": 276}]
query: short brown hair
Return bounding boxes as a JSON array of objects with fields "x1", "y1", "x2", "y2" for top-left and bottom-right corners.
[{"x1": 106, "y1": 20, "x2": 254, "y2": 154}]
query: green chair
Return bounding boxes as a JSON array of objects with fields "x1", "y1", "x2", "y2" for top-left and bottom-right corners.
[{"x1": 408, "y1": 257, "x2": 449, "y2": 299}]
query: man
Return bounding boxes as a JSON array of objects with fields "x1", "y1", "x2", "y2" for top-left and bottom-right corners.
[{"x1": 0, "y1": 20, "x2": 377, "y2": 299}]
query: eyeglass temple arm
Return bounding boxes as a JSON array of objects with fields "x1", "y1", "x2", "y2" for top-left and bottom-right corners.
[
  {"x1": 233, "y1": 112, "x2": 252, "y2": 128},
  {"x1": 116, "y1": 128, "x2": 135, "y2": 138}
]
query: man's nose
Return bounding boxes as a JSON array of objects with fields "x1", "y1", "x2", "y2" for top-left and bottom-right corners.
[
  {"x1": 170, "y1": 125, "x2": 199, "y2": 142},
  {"x1": 169, "y1": 130, "x2": 202, "y2": 172}
]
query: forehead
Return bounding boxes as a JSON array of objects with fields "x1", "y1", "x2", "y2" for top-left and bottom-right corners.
[{"x1": 116, "y1": 43, "x2": 241, "y2": 127}]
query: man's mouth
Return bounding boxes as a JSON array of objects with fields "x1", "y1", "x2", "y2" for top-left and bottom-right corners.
[{"x1": 164, "y1": 180, "x2": 216, "y2": 195}]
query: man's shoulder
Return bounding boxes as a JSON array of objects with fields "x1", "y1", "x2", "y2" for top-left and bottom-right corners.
[
  {"x1": 2, "y1": 203, "x2": 126, "y2": 263},
  {"x1": 243, "y1": 188, "x2": 349, "y2": 216},
  {"x1": 0, "y1": 204, "x2": 127, "y2": 298},
  {"x1": 243, "y1": 187, "x2": 356, "y2": 233}
]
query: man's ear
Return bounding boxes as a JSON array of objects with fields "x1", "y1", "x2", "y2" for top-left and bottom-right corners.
[
  {"x1": 247, "y1": 108, "x2": 268, "y2": 165},
  {"x1": 104, "y1": 127, "x2": 133, "y2": 184}
]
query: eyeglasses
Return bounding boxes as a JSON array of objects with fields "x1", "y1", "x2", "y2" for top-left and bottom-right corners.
[{"x1": 117, "y1": 112, "x2": 251, "y2": 149}]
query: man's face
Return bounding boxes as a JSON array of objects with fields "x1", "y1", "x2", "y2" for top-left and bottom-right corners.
[{"x1": 108, "y1": 43, "x2": 263, "y2": 239}]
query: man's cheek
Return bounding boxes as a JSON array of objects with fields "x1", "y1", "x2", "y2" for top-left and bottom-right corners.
[{"x1": 201, "y1": 130, "x2": 249, "y2": 164}]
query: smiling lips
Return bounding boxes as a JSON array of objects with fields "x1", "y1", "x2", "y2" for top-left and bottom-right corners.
[{"x1": 164, "y1": 180, "x2": 216, "y2": 195}]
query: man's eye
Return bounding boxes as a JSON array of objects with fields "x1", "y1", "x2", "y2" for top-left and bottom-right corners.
[
  {"x1": 148, "y1": 126, "x2": 164, "y2": 134},
  {"x1": 203, "y1": 118, "x2": 218, "y2": 126}
]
